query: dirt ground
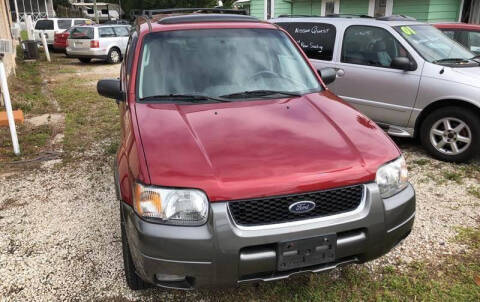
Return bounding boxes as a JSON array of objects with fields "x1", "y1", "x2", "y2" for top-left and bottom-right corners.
[{"x1": 0, "y1": 54, "x2": 479, "y2": 301}]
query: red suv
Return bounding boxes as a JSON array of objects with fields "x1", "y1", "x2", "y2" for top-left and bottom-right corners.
[{"x1": 97, "y1": 10, "x2": 415, "y2": 290}]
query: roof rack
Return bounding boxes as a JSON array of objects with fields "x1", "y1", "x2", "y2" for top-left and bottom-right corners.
[
  {"x1": 376, "y1": 15, "x2": 416, "y2": 21},
  {"x1": 144, "y1": 8, "x2": 247, "y2": 18},
  {"x1": 326, "y1": 14, "x2": 373, "y2": 18},
  {"x1": 277, "y1": 14, "x2": 320, "y2": 18},
  {"x1": 135, "y1": 15, "x2": 152, "y2": 31},
  {"x1": 158, "y1": 14, "x2": 258, "y2": 24}
]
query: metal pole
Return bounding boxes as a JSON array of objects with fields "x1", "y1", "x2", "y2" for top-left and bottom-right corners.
[
  {"x1": 0, "y1": 55, "x2": 20, "y2": 156},
  {"x1": 41, "y1": 33, "x2": 50, "y2": 62},
  {"x1": 13, "y1": 0, "x2": 20, "y2": 22},
  {"x1": 93, "y1": 0, "x2": 99, "y2": 23},
  {"x1": 44, "y1": 0, "x2": 48, "y2": 18},
  {"x1": 22, "y1": 0, "x2": 26, "y2": 21}
]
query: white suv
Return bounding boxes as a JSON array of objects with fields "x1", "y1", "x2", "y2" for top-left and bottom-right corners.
[{"x1": 34, "y1": 18, "x2": 92, "y2": 45}]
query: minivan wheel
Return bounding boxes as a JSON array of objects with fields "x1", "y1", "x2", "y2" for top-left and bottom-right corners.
[
  {"x1": 420, "y1": 106, "x2": 479, "y2": 163},
  {"x1": 120, "y1": 206, "x2": 152, "y2": 290},
  {"x1": 78, "y1": 58, "x2": 91, "y2": 63},
  {"x1": 107, "y1": 48, "x2": 121, "y2": 64}
]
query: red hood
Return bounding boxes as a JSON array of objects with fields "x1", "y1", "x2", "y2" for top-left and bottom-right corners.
[{"x1": 135, "y1": 92, "x2": 400, "y2": 201}]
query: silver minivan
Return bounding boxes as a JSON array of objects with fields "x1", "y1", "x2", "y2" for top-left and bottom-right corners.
[
  {"x1": 272, "y1": 16, "x2": 480, "y2": 162},
  {"x1": 66, "y1": 24, "x2": 130, "y2": 64},
  {"x1": 34, "y1": 18, "x2": 92, "y2": 45}
]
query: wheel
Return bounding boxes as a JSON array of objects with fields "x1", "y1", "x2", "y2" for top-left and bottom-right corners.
[
  {"x1": 107, "y1": 48, "x2": 122, "y2": 64},
  {"x1": 420, "y1": 106, "x2": 480, "y2": 163},
  {"x1": 120, "y1": 205, "x2": 152, "y2": 290},
  {"x1": 78, "y1": 58, "x2": 91, "y2": 63}
]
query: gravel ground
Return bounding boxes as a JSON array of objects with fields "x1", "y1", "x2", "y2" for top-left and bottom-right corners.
[{"x1": 1, "y1": 58, "x2": 479, "y2": 301}]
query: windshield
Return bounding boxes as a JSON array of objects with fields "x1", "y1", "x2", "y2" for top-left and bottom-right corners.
[
  {"x1": 137, "y1": 28, "x2": 322, "y2": 100},
  {"x1": 395, "y1": 25, "x2": 475, "y2": 63}
]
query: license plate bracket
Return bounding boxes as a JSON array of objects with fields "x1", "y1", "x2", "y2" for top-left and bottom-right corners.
[{"x1": 277, "y1": 234, "x2": 336, "y2": 271}]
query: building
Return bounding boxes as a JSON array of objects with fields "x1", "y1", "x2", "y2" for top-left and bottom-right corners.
[
  {"x1": 8, "y1": 0, "x2": 55, "y2": 22},
  {"x1": 248, "y1": 0, "x2": 480, "y2": 23},
  {"x1": 1, "y1": 0, "x2": 16, "y2": 77}
]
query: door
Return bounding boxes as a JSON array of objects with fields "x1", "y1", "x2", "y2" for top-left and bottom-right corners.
[
  {"x1": 331, "y1": 25, "x2": 421, "y2": 127},
  {"x1": 98, "y1": 27, "x2": 118, "y2": 51},
  {"x1": 113, "y1": 26, "x2": 130, "y2": 54},
  {"x1": 34, "y1": 19, "x2": 54, "y2": 43}
]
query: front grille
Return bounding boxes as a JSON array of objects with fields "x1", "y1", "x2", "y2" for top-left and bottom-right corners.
[{"x1": 228, "y1": 185, "x2": 364, "y2": 226}]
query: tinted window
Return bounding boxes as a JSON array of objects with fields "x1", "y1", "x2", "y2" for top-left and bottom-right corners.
[
  {"x1": 441, "y1": 30, "x2": 455, "y2": 39},
  {"x1": 342, "y1": 26, "x2": 409, "y2": 68},
  {"x1": 276, "y1": 22, "x2": 336, "y2": 61},
  {"x1": 70, "y1": 27, "x2": 94, "y2": 39},
  {"x1": 74, "y1": 19, "x2": 86, "y2": 25},
  {"x1": 35, "y1": 20, "x2": 54, "y2": 30},
  {"x1": 126, "y1": 32, "x2": 138, "y2": 74},
  {"x1": 99, "y1": 27, "x2": 116, "y2": 38},
  {"x1": 138, "y1": 29, "x2": 321, "y2": 100},
  {"x1": 114, "y1": 26, "x2": 130, "y2": 37},
  {"x1": 58, "y1": 19, "x2": 72, "y2": 29},
  {"x1": 468, "y1": 31, "x2": 480, "y2": 54}
]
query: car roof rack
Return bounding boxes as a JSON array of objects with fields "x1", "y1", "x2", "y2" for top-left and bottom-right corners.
[
  {"x1": 135, "y1": 15, "x2": 152, "y2": 31},
  {"x1": 326, "y1": 14, "x2": 373, "y2": 18},
  {"x1": 376, "y1": 15, "x2": 416, "y2": 21},
  {"x1": 277, "y1": 14, "x2": 320, "y2": 18},
  {"x1": 158, "y1": 14, "x2": 258, "y2": 24},
  {"x1": 144, "y1": 8, "x2": 247, "y2": 18}
]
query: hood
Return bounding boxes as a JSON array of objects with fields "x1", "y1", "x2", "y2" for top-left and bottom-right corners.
[
  {"x1": 135, "y1": 92, "x2": 400, "y2": 202},
  {"x1": 449, "y1": 66, "x2": 480, "y2": 88},
  {"x1": 425, "y1": 63, "x2": 480, "y2": 88}
]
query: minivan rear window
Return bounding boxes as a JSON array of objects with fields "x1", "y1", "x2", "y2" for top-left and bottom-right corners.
[
  {"x1": 58, "y1": 19, "x2": 72, "y2": 29},
  {"x1": 70, "y1": 27, "x2": 94, "y2": 39},
  {"x1": 35, "y1": 20, "x2": 54, "y2": 30},
  {"x1": 276, "y1": 22, "x2": 336, "y2": 61}
]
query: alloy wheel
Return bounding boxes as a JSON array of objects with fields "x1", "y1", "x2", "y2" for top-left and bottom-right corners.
[{"x1": 429, "y1": 117, "x2": 472, "y2": 155}]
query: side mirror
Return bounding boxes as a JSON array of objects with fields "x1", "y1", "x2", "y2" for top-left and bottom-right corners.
[
  {"x1": 97, "y1": 79, "x2": 125, "y2": 101},
  {"x1": 318, "y1": 67, "x2": 336, "y2": 85},
  {"x1": 391, "y1": 57, "x2": 416, "y2": 71}
]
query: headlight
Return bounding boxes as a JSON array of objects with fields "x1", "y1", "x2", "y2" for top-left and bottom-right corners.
[
  {"x1": 375, "y1": 156, "x2": 408, "y2": 198},
  {"x1": 133, "y1": 183, "x2": 209, "y2": 225}
]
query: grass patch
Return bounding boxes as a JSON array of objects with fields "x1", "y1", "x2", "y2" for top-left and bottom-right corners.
[
  {"x1": 0, "y1": 125, "x2": 53, "y2": 160},
  {"x1": 468, "y1": 186, "x2": 480, "y2": 199},
  {"x1": 412, "y1": 158, "x2": 430, "y2": 166},
  {"x1": 20, "y1": 30, "x2": 28, "y2": 41},
  {"x1": 443, "y1": 171, "x2": 464, "y2": 184},
  {"x1": 52, "y1": 78, "x2": 119, "y2": 158}
]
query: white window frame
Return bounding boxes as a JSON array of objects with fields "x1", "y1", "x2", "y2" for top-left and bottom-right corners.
[
  {"x1": 264, "y1": 0, "x2": 275, "y2": 20},
  {"x1": 368, "y1": 0, "x2": 393, "y2": 17},
  {"x1": 321, "y1": 0, "x2": 340, "y2": 16}
]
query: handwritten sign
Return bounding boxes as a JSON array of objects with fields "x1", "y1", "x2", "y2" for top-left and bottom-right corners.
[{"x1": 277, "y1": 22, "x2": 336, "y2": 61}]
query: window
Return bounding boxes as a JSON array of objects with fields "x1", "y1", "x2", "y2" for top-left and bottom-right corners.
[
  {"x1": 74, "y1": 19, "x2": 87, "y2": 25},
  {"x1": 101, "y1": 9, "x2": 109, "y2": 14},
  {"x1": 342, "y1": 26, "x2": 409, "y2": 68},
  {"x1": 35, "y1": 20, "x2": 54, "y2": 30},
  {"x1": 99, "y1": 27, "x2": 116, "y2": 38},
  {"x1": 114, "y1": 26, "x2": 130, "y2": 37},
  {"x1": 276, "y1": 22, "x2": 337, "y2": 61},
  {"x1": 441, "y1": 30, "x2": 455, "y2": 39},
  {"x1": 70, "y1": 27, "x2": 94, "y2": 39},
  {"x1": 325, "y1": 0, "x2": 335, "y2": 15},
  {"x1": 126, "y1": 32, "x2": 138, "y2": 74},
  {"x1": 58, "y1": 19, "x2": 72, "y2": 29},
  {"x1": 468, "y1": 31, "x2": 480, "y2": 54},
  {"x1": 137, "y1": 29, "x2": 321, "y2": 100}
]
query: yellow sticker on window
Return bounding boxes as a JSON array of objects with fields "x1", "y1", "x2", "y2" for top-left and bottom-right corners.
[{"x1": 401, "y1": 26, "x2": 416, "y2": 35}]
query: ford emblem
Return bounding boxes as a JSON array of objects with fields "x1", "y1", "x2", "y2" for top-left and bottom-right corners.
[{"x1": 288, "y1": 201, "x2": 316, "y2": 214}]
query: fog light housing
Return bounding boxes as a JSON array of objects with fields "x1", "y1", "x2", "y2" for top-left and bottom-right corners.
[{"x1": 155, "y1": 273, "x2": 186, "y2": 282}]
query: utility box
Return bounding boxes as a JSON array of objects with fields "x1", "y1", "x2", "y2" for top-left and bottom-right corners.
[{"x1": 21, "y1": 40, "x2": 39, "y2": 60}]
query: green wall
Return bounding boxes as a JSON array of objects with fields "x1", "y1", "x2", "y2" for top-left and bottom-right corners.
[
  {"x1": 339, "y1": 0, "x2": 369, "y2": 15},
  {"x1": 393, "y1": 0, "x2": 430, "y2": 21},
  {"x1": 248, "y1": 0, "x2": 461, "y2": 22}
]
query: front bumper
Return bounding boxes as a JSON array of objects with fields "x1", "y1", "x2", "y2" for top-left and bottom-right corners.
[{"x1": 122, "y1": 183, "x2": 415, "y2": 289}]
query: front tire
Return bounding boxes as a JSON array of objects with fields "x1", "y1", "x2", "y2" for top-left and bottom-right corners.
[
  {"x1": 120, "y1": 206, "x2": 152, "y2": 290},
  {"x1": 420, "y1": 106, "x2": 479, "y2": 163},
  {"x1": 107, "y1": 48, "x2": 121, "y2": 64}
]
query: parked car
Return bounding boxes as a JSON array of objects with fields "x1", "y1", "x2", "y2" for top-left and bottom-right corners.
[
  {"x1": 34, "y1": 18, "x2": 93, "y2": 46},
  {"x1": 435, "y1": 23, "x2": 480, "y2": 55},
  {"x1": 272, "y1": 15, "x2": 480, "y2": 162},
  {"x1": 105, "y1": 19, "x2": 131, "y2": 25},
  {"x1": 53, "y1": 27, "x2": 75, "y2": 53},
  {"x1": 97, "y1": 12, "x2": 415, "y2": 290},
  {"x1": 66, "y1": 24, "x2": 130, "y2": 63}
]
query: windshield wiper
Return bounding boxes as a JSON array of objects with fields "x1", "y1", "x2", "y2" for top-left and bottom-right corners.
[
  {"x1": 433, "y1": 58, "x2": 470, "y2": 64},
  {"x1": 139, "y1": 94, "x2": 230, "y2": 103},
  {"x1": 220, "y1": 90, "x2": 301, "y2": 99}
]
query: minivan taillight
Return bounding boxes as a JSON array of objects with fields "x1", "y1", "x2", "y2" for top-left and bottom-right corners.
[{"x1": 90, "y1": 40, "x2": 99, "y2": 48}]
